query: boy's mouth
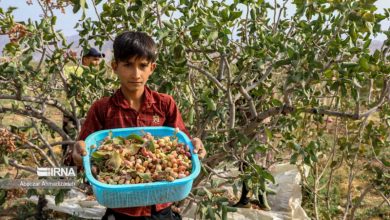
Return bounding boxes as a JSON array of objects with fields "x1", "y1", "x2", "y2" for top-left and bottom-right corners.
[{"x1": 128, "y1": 82, "x2": 143, "y2": 84}]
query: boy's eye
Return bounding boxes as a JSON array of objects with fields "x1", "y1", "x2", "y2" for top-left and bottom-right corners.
[{"x1": 140, "y1": 64, "x2": 148, "y2": 68}]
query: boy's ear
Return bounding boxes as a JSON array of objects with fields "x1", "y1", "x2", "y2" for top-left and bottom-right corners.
[
  {"x1": 150, "y1": 62, "x2": 156, "y2": 72},
  {"x1": 111, "y1": 60, "x2": 118, "y2": 72}
]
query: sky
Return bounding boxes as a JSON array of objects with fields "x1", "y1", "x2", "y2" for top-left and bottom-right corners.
[{"x1": 0, "y1": 0, "x2": 389, "y2": 40}]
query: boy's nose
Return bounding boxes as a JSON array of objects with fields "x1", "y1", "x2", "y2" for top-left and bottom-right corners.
[{"x1": 131, "y1": 68, "x2": 141, "y2": 78}]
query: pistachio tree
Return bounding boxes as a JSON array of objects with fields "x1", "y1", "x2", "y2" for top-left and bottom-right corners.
[{"x1": 0, "y1": 0, "x2": 389, "y2": 219}]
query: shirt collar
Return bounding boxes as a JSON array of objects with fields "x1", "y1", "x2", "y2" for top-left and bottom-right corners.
[{"x1": 111, "y1": 86, "x2": 156, "y2": 109}]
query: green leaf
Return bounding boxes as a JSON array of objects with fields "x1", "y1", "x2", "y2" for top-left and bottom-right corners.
[
  {"x1": 352, "y1": 78, "x2": 362, "y2": 89},
  {"x1": 188, "y1": 108, "x2": 195, "y2": 124},
  {"x1": 125, "y1": 144, "x2": 141, "y2": 155},
  {"x1": 0, "y1": 190, "x2": 6, "y2": 206},
  {"x1": 271, "y1": 99, "x2": 283, "y2": 106},
  {"x1": 274, "y1": 59, "x2": 291, "y2": 68},
  {"x1": 363, "y1": 39, "x2": 372, "y2": 49},
  {"x1": 214, "y1": 196, "x2": 229, "y2": 203},
  {"x1": 91, "y1": 151, "x2": 111, "y2": 160},
  {"x1": 51, "y1": 16, "x2": 57, "y2": 25},
  {"x1": 290, "y1": 153, "x2": 299, "y2": 164},
  {"x1": 203, "y1": 187, "x2": 213, "y2": 200},
  {"x1": 288, "y1": 142, "x2": 301, "y2": 151},
  {"x1": 233, "y1": 182, "x2": 238, "y2": 197},
  {"x1": 146, "y1": 140, "x2": 155, "y2": 152},
  {"x1": 137, "y1": 172, "x2": 151, "y2": 181},
  {"x1": 226, "y1": 206, "x2": 237, "y2": 212},
  {"x1": 323, "y1": 69, "x2": 334, "y2": 79},
  {"x1": 381, "y1": 158, "x2": 390, "y2": 167},
  {"x1": 264, "y1": 127, "x2": 272, "y2": 141},
  {"x1": 207, "y1": 205, "x2": 217, "y2": 220},
  {"x1": 359, "y1": 57, "x2": 370, "y2": 71},
  {"x1": 221, "y1": 203, "x2": 227, "y2": 220},
  {"x1": 80, "y1": 0, "x2": 86, "y2": 10},
  {"x1": 260, "y1": 170, "x2": 275, "y2": 184},
  {"x1": 126, "y1": 134, "x2": 144, "y2": 143},
  {"x1": 205, "y1": 97, "x2": 217, "y2": 111},
  {"x1": 72, "y1": 3, "x2": 81, "y2": 13},
  {"x1": 229, "y1": 11, "x2": 242, "y2": 20},
  {"x1": 112, "y1": 136, "x2": 125, "y2": 145},
  {"x1": 3, "y1": 155, "x2": 9, "y2": 166},
  {"x1": 196, "y1": 189, "x2": 207, "y2": 196},
  {"x1": 26, "y1": 189, "x2": 38, "y2": 198},
  {"x1": 55, "y1": 189, "x2": 66, "y2": 205},
  {"x1": 173, "y1": 45, "x2": 185, "y2": 60},
  {"x1": 207, "y1": 31, "x2": 219, "y2": 42},
  {"x1": 189, "y1": 24, "x2": 203, "y2": 39}
]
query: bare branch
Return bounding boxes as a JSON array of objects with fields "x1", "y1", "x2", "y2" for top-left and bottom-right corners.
[
  {"x1": 9, "y1": 130, "x2": 56, "y2": 167},
  {"x1": 349, "y1": 185, "x2": 374, "y2": 219},
  {"x1": 243, "y1": 105, "x2": 293, "y2": 134},
  {"x1": 238, "y1": 85, "x2": 257, "y2": 118},
  {"x1": 49, "y1": 140, "x2": 76, "y2": 147},
  {"x1": 31, "y1": 119, "x2": 60, "y2": 167},
  {"x1": 0, "y1": 106, "x2": 71, "y2": 141},
  {"x1": 273, "y1": 0, "x2": 288, "y2": 33},
  {"x1": 155, "y1": 1, "x2": 163, "y2": 29},
  {"x1": 376, "y1": 189, "x2": 390, "y2": 207},
  {"x1": 9, "y1": 159, "x2": 36, "y2": 174},
  {"x1": 0, "y1": 94, "x2": 73, "y2": 118},
  {"x1": 187, "y1": 62, "x2": 227, "y2": 92},
  {"x1": 272, "y1": 0, "x2": 277, "y2": 32},
  {"x1": 223, "y1": 56, "x2": 235, "y2": 129},
  {"x1": 203, "y1": 164, "x2": 238, "y2": 180},
  {"x1": 35, "y1": 47, "x2": 46, "y2": 72},
  {"x1": 234, "y1": 65, "x2": 273, "y2": 101}
]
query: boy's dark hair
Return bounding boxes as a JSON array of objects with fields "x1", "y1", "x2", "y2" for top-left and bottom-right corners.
[{"x1": 113, "y1": 31, "x2": 157, "y2": 62}]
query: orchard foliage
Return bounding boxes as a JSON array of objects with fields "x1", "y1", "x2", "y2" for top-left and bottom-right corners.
[{"x1": 0, "y1": 0, "x2": 389, "y2": 219}]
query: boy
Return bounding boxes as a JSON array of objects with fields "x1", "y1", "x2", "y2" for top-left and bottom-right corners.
[{"x1": 64, "y1": 31, "x2": 206, "y2": 220}]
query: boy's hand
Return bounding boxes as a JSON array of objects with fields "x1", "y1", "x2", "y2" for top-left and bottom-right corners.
[
  {"x1": 192, "y1": 137, "x2": 206, "y2": 159},
  {"x1": 72, "y1": 141, "x2": 87, "y2": 167},
  {"x1": 72, "y1": 141, "x2": 98, "y2": 176}
]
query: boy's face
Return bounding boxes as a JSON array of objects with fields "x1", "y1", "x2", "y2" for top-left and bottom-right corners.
[{"x1": 112, "y1": 56, "x2": 156, "y2": 93}]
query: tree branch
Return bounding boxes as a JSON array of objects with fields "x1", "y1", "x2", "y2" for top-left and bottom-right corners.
[
  {"x1": 155, "y1": 1, "x2": 163, "y2": 29},
  {"x1": 187, "y1": 62, "x2": 227, "y2": 92},
  {"x1": 349, "y1": 184, "x2": 373, "y2": 219},
  {"x1": 0, "y1": 106, "x2": 71, "y2": 141},
  {"x1": 234, "y1": 65, "x2": 273, "y2": 101},
  {"x1": 9, "y1": 130, "x2": 56, "y2": 167},
  {"x1": 9, "y1": 159, "x2": 36, "y2": 174},
  {"x1": 31, "y1": 119, "x2": 60, "y2": 167},
  {"x1": 243, "y1": 78, "x2": 389, "y2": 133},
  {"x1": 376, "y1": 189, "x2": 390, "y2": 207},
  {"x1": 223, "y1": 56, "x2": 235, "y2": 129},
  {"x1": 0, "y1": 94, "x2": 73, "y2": 118},
  {"x1": 238, "y1": 85, "x2": 257, "y2": 118}
]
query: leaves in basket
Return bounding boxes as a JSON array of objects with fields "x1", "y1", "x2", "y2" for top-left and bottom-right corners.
[
  {"x1": 105, "y1": 151, "x2": 122, "y2": 171},
  {"x1": 137, "y1": 172, "x2": 152, "y2": 181},
  {"x1": 145, "y1": 140, "x2": 155, "y2": 152},
  {"x1": 113, "y1": 136, "x2": 125, "y2": 145},
  {"x1": 125, "y1": 143, "x2": 141, "y2": 155},
  {"x1": 126, "y1": 134, "x2": 145, "y2": 143},
  {"x1": 92, "y1": 151, "x2": 111, "y2": 160}
]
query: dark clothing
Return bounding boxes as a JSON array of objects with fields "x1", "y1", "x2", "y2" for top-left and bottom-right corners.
[{"x1": 102, "y1": 206, "x2": 181, "y2": 220}]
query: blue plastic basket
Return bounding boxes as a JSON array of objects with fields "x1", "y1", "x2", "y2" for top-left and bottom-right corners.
[{"x1": 82, "y1": 126, "x2": 201, "y2": 208}]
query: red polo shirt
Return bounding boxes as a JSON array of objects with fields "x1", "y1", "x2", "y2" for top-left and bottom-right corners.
[{"x1": 64, "y1": 86, "x2": 190, "y2": 216}]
